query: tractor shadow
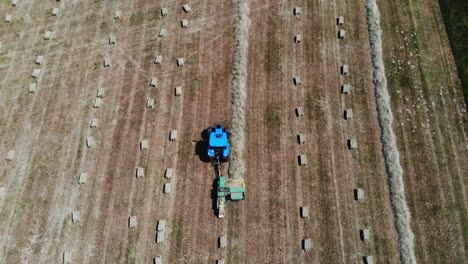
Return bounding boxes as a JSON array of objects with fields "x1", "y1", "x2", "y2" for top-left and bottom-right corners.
[
  {"x1": 195, "y1": 128, "x2": 224, "y2": 216},
  {"x1": 195, "y1": 129, "x2": 218, "y2": 216},
  {"x1": 195, "y1": 129, "x2": 212, "y2": 163},
  {"x1": 211, "y1": 178, "x2": 218, "y2": 216}
]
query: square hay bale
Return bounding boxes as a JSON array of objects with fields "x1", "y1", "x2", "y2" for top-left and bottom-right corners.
[
  {"x1": 156, "y1": 230, "x2": 165, "y2": 243},
  {"x1": 163, "y1": 183, "x2": 171, "y2": 194},
  {"x1": 174, "y1": 86, "x2": 182, "y2": 96},
  {"x1": 293, "y1": 76, "x2": 301, "y2": 86},
  {"x1": 159, "y1": 28, "x2": 167, "y2": 37},
  {"x1": 154, "y1": 256, "x2": 162, "y2": 264},
  {"x1": 150, "y1": 77, "x2": 158, "y2": 87},
  {"x1": 109, "y1": 34, "x2": 116, "y2": 45},
  {"x1": 294, "y1": 34, "x2": 302, "y2": 44},
  {"x1": 354, "y1": 188, "x2": 364, "y2": 201},
  {"x1": 182, "y1": 4, "x2": 191, "y2": 13},
  {"x1": 93, "y1": 98, "x2": 103, "y2": 108},
  {"x1": 104, "y1": 57, "x2": 111, "y2": 67},
  {"x1": 63, "y1": 252, "x2": 71, "y2": 264},
  {"x1": 295, "y1": 107, "x2": 304, "y2": 117},
  {"x1": 31, "y1": 69, "x2": 41, "y2": 78},
  {"x1": 298, "y1": 154, "x2": 307, "y2": 166},
  {"x1": 146, "y1": 98, "x2": 155, "y2": 109},
  {"x1": 128, "y1": 216, "x2": 137, "y2": 228},
  {"x1": 363, "y1": 255, "x2": 374, "y2": 264},
  {"x1": 44, "y1": 31, "x2": 52, "y2": 40},
  {"x1": 169, "y1": 130, "x2": 177, "y2": 141},
  {"x1": 181, "y1": 19, "x2": 188, "y2": 28},
  {"x1": 96, "y1": 88, "x2": 105, "y2": 98},
  {"x1": 36, "y1": 55, "x2": 44, "y2": 65},
  {"x1": 6, "y1": 150, "x2": 15, "y2": 161},
  {"x1": 161, "y1": 8, "x2": 168, "y2": 17},
  {"x1": 219, "y1": 236, "x2": 227, "y2": 249},
  {"x1": 5, "y1": 14, "x2": 12, "y2": 23},
  {"x1": 344, "y1": 109, "x2": 353, "y2": 120},
  {"x1": 52, "y1": 8, "x2": 59, "y2": 16},
  {"x1": 114, "y1": 10, "x2": 122, "y2": 19},
  {"x1": 341, "y1": 64, "x2": 349, "y2": 75},
  {"x1": 165, "y1": 168, "x2": 174, "y2": 179},
  {"x1": 297, "y1": 134, "x2": 305, "y2": 145},
  {"x1": 177, "y1": 57, "x2": 185, "y2": 67},
  {"x1": 71, "y1": 211, "x2": 80, "y2": 223},
  {"x1": 360, "y1": 228, "x2": 370, "y2": 241},
  {"x1": 341, "y1": 83, "x2": 351, "y2": 94},
  {"x1": 28, "y1": 83, "x2": 37, "y2": 93},
  {"x1": 140, "y1": 139, "x2": 149, "y2": 150},
  {"x1": 86, "y1": 136, "x2": 95, "y2": 148},
  {"x1": 303, "y1": 238, "x2": 313, "y2": 251},
  {"x1": 157, "y1": 219, "x2": 166, "y2": 231},
  {"x1": 293, "y1": 7, "x2": 302, "y2": 16},
  {"x1": 338, "y1": 29, "x2": 346, "y2": 39},
  {"x1": 337, "y1": 16, "x2": 345, "y2": 25},
  {"x1": 217, "y1": 260, "x2": 225, "y2": 264},
  {"x1": 136, "y1": 167, "x2": 145, "y2": 178},
  {"x1": 79, "y1": 172, "x2": 88, "y2": 184},
  {"x1": 348, "y1": 138, "x2": 357, "y2": 149},
  {"x1": 11, "y1": 0, "x2": 17, "y2": 6},
  {"x1": 154, "y1": 55, "x2": 163, "y2": 64},
  {"x1": 300, "y1": 206, "x2": 309, "y2": 218},
  {"x1": 90, "y1": 118, "x2": 98, "y2": 128}
]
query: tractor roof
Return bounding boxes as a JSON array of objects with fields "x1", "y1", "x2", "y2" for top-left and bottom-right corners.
[{"x1": 209, "y1": 128, "x2": 229, "y2": 147}]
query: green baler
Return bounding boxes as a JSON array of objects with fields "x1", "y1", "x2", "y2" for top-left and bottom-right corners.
[{"x1": 216, "y1": 176, "x2": 245, "y2": 218}]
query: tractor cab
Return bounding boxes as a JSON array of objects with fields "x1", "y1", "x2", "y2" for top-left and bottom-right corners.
[{"x1": 207, "y1": 124, "x2": 230, "y2": 161}]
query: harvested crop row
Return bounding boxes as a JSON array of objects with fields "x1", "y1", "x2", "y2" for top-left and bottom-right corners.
[
  {"x1": 228, "y1": 0, "x2": 251, "y2": 179},
  {"x1": 366, "y1": 0, "x2": 417, "y2": 263}
]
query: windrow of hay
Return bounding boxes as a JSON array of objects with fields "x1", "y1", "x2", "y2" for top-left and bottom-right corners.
[
  {"x1": 366, "y1": 1, "x2": 417, "y2": 263},
  {"x1": 228, "y1": 0, "x2": 251, "y2": 179}
]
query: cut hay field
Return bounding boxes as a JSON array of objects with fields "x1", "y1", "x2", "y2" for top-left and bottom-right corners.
[{"x1": 0, "y1": 0, "x2": 466, "y2": 263}]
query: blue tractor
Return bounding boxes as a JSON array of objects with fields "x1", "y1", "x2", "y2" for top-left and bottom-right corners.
[{"x1": 207, "y1": 124, "x2": 230, "y2": 162}]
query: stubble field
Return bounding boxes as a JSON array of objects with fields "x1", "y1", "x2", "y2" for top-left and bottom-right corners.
[{"x1": 0, "y1": 0, "x2": 466, "y2": 263}]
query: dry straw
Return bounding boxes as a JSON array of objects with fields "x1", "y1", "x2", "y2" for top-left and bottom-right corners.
[
  {"x1": 229, "y1": 0, "x2": 251, "y2": 179},
  {"x1": 366, "y1": 0, "x2": 416, "y2": 263}
]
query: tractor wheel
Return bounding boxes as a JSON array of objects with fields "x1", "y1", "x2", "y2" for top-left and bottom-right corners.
[
  {"x1": 207, "y1": 127, "x2": 212, "y2": 134},
  {"x1": 225, "y1": 128, "x2": 230, "y2": 137}
]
